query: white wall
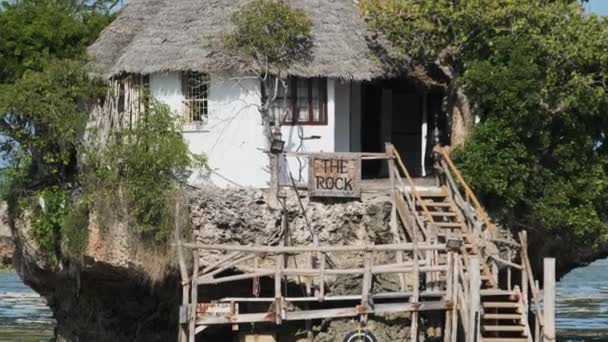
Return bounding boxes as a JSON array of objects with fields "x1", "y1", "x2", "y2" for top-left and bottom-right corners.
[
  {"x1": 150, "y1": 72, "x2": 184, "y2": 114},
  {"x1": 280, "y1": 79, "x2": 337, "y2": 184},
  {"x1": 150, "y1": 74, "x2": 350, "y2": 188}
]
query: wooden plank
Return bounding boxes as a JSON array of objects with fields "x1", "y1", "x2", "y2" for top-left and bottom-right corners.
[
  {"x1": 174, "y1": 199, "x2": 189, "y2": 342},
  {"x1": 444, "y1": 252, "x2": 453, "y2": 342},
  {"x1": 215, "y1": 290, "x2": 447, "y2": 304},
  {"x1": 361, "y1": 248, "x2": 373, "y2": 323},
  {"x1": 411, "y1": 234, "x2": 420, "y2": 342},
  {"x1": 196, "y1": 301, "x2": 452, "y2": 325},
  {"x1": 468, "y1": 257, "x2": 480, "y2": 342},
  {"x1": 543, "y1": 258, "x2": 556, "y2": 342},
  {"x1": 387, "y1": 143, "x2": 407, "y2": 292},
  {"x1": 285, "y1": 151, "x2": 390, "y2": 160},
  {"x1": 319, "y1": 253, "x2": 326, "y2": 301},
  {"x1": 275, "y1": 254, "x2": 283, "y2": 325},
  {"x1": 189, "y1": 248, "x2": 200, "y2": 342},
  {"x1": 182, "y1": 242, "x2": 446, "y2": 253}
]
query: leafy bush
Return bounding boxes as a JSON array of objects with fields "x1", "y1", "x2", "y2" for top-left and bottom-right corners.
[
  {"x1": 30, "y1": 188, "x2": 67, "y2": 259},
  {"x1": 62, "y1": 201, "x2": 90, "y2": 258},
  {"x1": 84, "y1": 99, "x2": 206, "y2": 242}
]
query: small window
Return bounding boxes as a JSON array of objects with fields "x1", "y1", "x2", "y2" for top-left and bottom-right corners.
[
  {"x1": 182, "y1": 71, "x2": 210, "y2": 125},
  {"x1": 268, "y1": 77, "x2": 327, "y2": 125}
]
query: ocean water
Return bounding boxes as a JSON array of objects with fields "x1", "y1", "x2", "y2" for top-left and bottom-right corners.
[
  {"x1": 557, "y1": 258, "x2": 608, "y2": 341},
  {"x1": 1, "y1": 259, "x2": 608, "y2": 341},
  {"x1": 0, "y1": 271, "x2": 54, "y2": 342}
]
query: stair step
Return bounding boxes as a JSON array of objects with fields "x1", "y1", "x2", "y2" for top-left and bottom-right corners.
[
  {"x1": 482, "y1": 302, "x2": 520, "y2": 309},
  {"x1": 419, "y1": 191, "x2": 448, "y2": 198},
  {"x1": 482, "y1": 325, "x2": 525, "y2": 332},
  {"x1": 482, "y1": 338, "x2": 528, "y2": 342},
  {"x1": 429, "y1": 211, "x2": 457, "y2": 217},
  {"x1": 480, "y1": 289, "x2": 516, "y2": 296},
  {"x1": 482, "y1": 313, "x2": 523, "y2": 320},
  {"x1": 435, "y1": 222, "x2": 463, "y2": 228},
  {"x1": 419, "y1": 201, "x2": 452, "y2": 207}
]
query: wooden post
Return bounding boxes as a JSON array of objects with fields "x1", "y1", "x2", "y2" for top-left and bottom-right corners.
[
  {"x1": 507, "y1": 249, "x2": 512, "y2": 291},
  {"x1": 535, "y1": 279, "x2": 541, "y2": 342},
  {"x1": 361, "y1": 245, "x2": 374, "y2": 324},
  {"x1": 411, "y1": 238, "x2": 420, "y2": 342},
  {"x1": 468, "y1": 257, "x2": 480, "y2": 342},
  {"x1": 521, "y1": 232, "x2": 529, "y2": 311},
  {"x1": 175, "y1": 199, "x2": 190, "y2": 342},
  {"x1": 451, "y1": 254, "x2": 459, "y2": 342},
  {"x1": 188, "y1": 247, "x2": 199, "y2": 342},
  {"x1": 443, "y1": 252, "x2": 453, "y2": 342},
  {"x1": 275, "y1": 253, "x2": 283, "y2": 325},
  {"x1": 543, "y1": 258, "x2": 556, "y2": 342}
]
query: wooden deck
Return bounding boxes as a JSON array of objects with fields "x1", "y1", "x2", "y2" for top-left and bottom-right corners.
[{"x1": 175, "y1": 145, "x2": 556, "y2": 342}]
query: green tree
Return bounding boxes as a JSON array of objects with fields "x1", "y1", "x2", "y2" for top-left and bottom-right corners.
[
  {"x1": 0, "y1": 0, "x2": 113, "y2": 186},
  {"x1": 221, "y1": 0, "x2": 313, "y2": 200},
  {"x1": 361, "y1": 0, "x2": 608, "y2": 248}
]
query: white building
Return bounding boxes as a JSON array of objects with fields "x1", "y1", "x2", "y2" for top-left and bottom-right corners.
[{"x1": 88, "y1": 0, "x2": 447, "y2": 188}]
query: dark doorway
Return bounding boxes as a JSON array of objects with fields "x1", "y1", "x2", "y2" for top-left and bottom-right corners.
[
  {"x1": 360, "y1": 80, "x2": 426, "y2": 178},
  {"x1": 361, "y1": 82, "x2": 383, "y2": 178}
]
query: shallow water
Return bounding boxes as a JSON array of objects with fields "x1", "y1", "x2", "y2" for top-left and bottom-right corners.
[
  {"x1": 1, "y1": 258, "x2": 608, "y2": 341},
  {"x1": 557, "y1": 258, "x2": 608, "y2": 341},
  {"x1": 0, "y1": 271, "x2": 54, "y2": 342}
]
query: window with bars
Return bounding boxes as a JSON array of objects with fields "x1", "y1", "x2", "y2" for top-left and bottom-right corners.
[
  {"x1": 268, "y1": 77, "x2": 327, "y2": 125},
  {"x1": 182, "y1": 71, "x2": 210, "y2": 125}
]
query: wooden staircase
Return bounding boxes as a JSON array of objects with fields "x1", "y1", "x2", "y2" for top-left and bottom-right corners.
[
  {"x1": 406, "y1": 180, "x2": 532, "y2": 341},
  {"x1": 480, "y1": 289, "x2": 530, "y2": 342},
  {"x1": 394, "y1": 143, "x2": 533, "y2": 342},
  {"x1": 414, "y1": 187, "x2": 497, "y2": 288}
]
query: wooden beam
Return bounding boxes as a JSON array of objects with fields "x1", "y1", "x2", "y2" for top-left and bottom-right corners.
[
  {"x1": 543, "y1": 258, "x2": 556, "y2": 342},
  {"x1": 181, "y1": 242, "x2": 446, "y2": 253},
  {"x1": 467, "y1": 256, "x2": 480, "y2": 342},
  {"x1": 196, "y1": 301, "x2": 452, "y2": 325}
]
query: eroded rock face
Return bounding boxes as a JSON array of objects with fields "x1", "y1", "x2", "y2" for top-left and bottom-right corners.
[
  {"x1": 8, "y1": 188, "x2": 401, "y2": 341},
  {"x1": 0, "y1": 203, "x2": 13, "y2": 266}
]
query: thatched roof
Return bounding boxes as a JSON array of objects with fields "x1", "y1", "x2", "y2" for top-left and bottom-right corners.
[{"x1": 88, "y1": 0, "x2": 402, "y2": 80}]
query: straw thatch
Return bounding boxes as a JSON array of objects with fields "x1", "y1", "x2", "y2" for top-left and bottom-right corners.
[{"x1": 88, "y1": 0, "x2": 403, "y2": 80}]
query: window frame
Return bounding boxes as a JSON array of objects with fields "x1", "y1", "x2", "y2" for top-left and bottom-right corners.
[
  {"x1": 182, "y1": 71, "x2": 210, "y2": 128},
  {"x1": 268, "y1": 77, "x2": 328, "y2": 126}
]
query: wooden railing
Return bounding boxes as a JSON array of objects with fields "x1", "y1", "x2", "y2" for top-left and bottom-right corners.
[
  {"x1": 181, "y1": 242, "x2": 450, "y2": 328},
  {"x1": 519, "y1": 231, "x2": 545, "y2": 341},
  {"x1": 433, "y1": 146, "x2": 495, "y2": 238},
  {"x1": 386, "y1": 143, "x2": 434, "y2": 241}
]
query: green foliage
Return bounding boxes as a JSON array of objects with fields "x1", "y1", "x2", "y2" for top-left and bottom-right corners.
[
  {"x1": 223, "y1": 0, "x2": 313, "y2": 73},
  {"x1": 0, "y1": 0, "x2": 113, "y2": 261},
  {"x1": 62, "y1": 200, "x2": 90, "y2": 258},
  {"x1": 0, "y1": 0, "x2": 113, "y2": 83},
  {"x1": 362, "y1": 0, "x2": 608, "y2": 247},
  {"x1": 0, "y1": 0, "x2": 112, "y2": 185},
  {"x1": 0, "y1": 59, "x2": 104, "y2": 182},
  {"x1": 84, "y1": 99, "x2": 206, "y2": 242},
  {"x1": 30, "y1": 188, "x2": 67, "y2": 256}
]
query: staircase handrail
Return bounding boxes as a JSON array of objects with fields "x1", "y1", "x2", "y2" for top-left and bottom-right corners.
[
  {"x1": 387, "y1": 144, "x2": 435, "y2": 240},
  {"x1": 433, "y1": 146, "x2": 496, "y2": 237},
  {"x1": 454, "y1": 253, "x2": 470, "y2": 336},
  {"x1": 513, "y1": 286, "x2": 535, "y2": 342},
  {"x1": 519, "y1": 231, "x2": 545, "y2": 333}
]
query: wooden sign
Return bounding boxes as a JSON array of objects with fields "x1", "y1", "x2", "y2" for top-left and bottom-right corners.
[{"x1": 308, "y1": 154, "x2": 361, "y2": 198}]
